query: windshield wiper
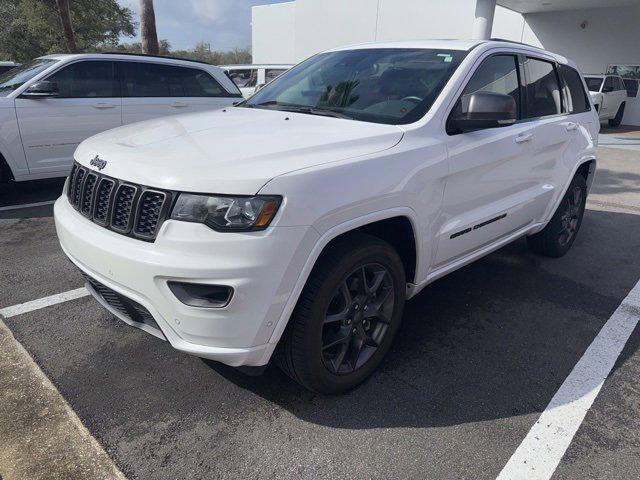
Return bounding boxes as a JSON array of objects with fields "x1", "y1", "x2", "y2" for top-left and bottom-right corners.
[
  {"x1": 276, "y1": 105, "x2": 352, "y2": 119},
  {"x1": 245, "y1": 101, "x2": 352, "y2": 119}
]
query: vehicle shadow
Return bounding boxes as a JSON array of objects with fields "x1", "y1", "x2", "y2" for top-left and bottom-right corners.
[
  {"x1": 0, "y1": 177, "x2": 65, "y2": 204},
  {"x1": 590, "y1": 167, "x2": 640, "y2": 198},
  {"x1": 205, "y1": 208, "x2": 640, "y2": 429}
]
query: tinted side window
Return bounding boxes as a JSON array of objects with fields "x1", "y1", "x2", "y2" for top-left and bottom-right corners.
[
  {"x1": 46, "y1": 61, "x2": 116, "y2": 98},
  {"x1": 168, "y1": 66, "x2": 225, "y2": 97},
  {"x1": 228, "y1": 69, "x2": 257, "y2": 88},
  {"x1": 603, "y1": 76, "x2": 615, "y2": 91},
  {"x1": 265, "y1": 68, "x2": 287, "y2": 82},
  {"x1": 524, "y1": 58, "x2": 561, "y2": 118},
  {"x1": 624, "y1": 78, "x2": 638, "y2": 98},
  {"x1": 616, "y1": 77, "x2": 626, "y2": 91},
  {"x1": 120, "y1": 62, "x2": 170, "y2": 97},
  {"x1": 558, "y1": 64, "x2": 590, "y2": 114},
  {"x1": 453, "y1": 54, "x2": 521, "y2": 119}
]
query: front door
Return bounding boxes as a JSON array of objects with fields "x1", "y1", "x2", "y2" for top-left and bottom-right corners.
[
  {"x1": 14, "y1": 60, "x2": 122, "y2": 175},
  {"x1": 436, "y1": 53, "x2": 537, "y2": 267}
]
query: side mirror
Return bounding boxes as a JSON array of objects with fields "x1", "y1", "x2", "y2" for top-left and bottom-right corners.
[
  {"x1": 448, "y1": 91, "x2": 517, "y2": 133},
  {"x1": 602, "y1": 85, "x2": 613, "y2": 93},
  {"x1": 22, "y1": 80, "x2": 59, "y2": 98}
]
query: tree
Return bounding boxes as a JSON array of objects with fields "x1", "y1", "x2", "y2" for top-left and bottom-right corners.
[
  {"x1": 55, "y1": 0, "x2": 78, "y2": 53},
  {"x1": 0, "y1": 0, "x2": 136, "y2": 61},
  {"x1": 140, "y1": 0, "x2": 159, "y2": 55}
]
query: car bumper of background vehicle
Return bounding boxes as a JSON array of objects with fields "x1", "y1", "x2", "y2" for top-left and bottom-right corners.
[{"x1": 54, "y1": 195, "x2": 317, "y2": 366}]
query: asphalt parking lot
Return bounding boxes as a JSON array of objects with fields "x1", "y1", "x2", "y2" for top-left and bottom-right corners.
[{"x1": 1, "y1": 143, "x2": 640, "y2": 479}]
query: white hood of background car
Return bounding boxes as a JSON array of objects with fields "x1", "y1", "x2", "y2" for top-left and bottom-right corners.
[{"x1": 75, "y1": 107, "x2": 404, "y2": 194}]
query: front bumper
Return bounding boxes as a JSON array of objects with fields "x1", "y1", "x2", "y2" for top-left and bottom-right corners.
[{"x1": 54, "y1": 195, "x2": 318, "y2": 366}]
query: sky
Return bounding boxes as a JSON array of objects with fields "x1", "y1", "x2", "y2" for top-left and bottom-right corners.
[{"x1": 117, "y1": 0, "x2": 288, "y2": 51}]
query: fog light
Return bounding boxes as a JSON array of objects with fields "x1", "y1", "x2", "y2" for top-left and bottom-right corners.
[{"x1": 168, "y1": 281, "x2": 233, "y2": 308}]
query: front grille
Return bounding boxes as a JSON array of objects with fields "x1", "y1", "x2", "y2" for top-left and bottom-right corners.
[
  {"x1": 66, "y1": 161, "x2": 172, "y2": 241},
  {"x1": 82, "y1": 272, "x2": 163, "y2": 335}
]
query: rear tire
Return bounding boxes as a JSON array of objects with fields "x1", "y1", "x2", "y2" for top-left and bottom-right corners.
[
  {"x1": 276, "y1": 233, "x2": 406, "y2": 394},
  {"x1": 527, "y1": 173, "x2": 587, "y2": 257},
  {"x1": 608, "y1": 102, "x2": 625, "y2": 127}
]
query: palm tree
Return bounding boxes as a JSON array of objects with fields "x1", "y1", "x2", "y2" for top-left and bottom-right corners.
[
  {"x1": 140, "y1": 0, "x2": 159, "y2": 55},
  {"x1": 55, "y1": 0, "x2": 78, "y2": 53}
]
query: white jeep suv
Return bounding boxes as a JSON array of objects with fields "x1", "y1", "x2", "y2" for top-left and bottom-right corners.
[
  {"x1": 0, "y1": 53, "x2": 241, "y2": 183},
  {"x1": 55, "y1": 40, "x2": 598, "y2": 393},
  {"x1": 584, "y1": 74, "x2": 628, "y2": 126}
]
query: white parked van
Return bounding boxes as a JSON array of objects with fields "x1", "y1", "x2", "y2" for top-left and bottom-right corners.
[
  {"x1": 0, "y1": 53, "x2": 242, "y2": 183},
  {"x1": 56, "y1": 40, "x2": 598, "y2": 393},
  {"x1": 222, "y1": 64, "x2": 293, "y2": 97}
]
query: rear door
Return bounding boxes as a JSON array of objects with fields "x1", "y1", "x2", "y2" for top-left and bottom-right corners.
[
  {"x1": 436, "y1": 53, "x2": 536, "y2": 267},
  {"x1": 600, "y1": 76, "x2": 626, "y2": 118},
  {"x1": 14, "y1": 60, "x2": 122, "y2": 174},
  {"x1": 167, "y1": 65, "x2": 238, "y2": 113},
  {"x1": 120, "y1": 61, "x2": 234, "y2": 124},
  {"x1": 522, "y1": 57, "x2": 579, "y2": 222}
]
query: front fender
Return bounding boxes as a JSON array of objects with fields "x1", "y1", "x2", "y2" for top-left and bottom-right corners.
[{"x1": 265, "y1": 206, "x2": 420, "y2": 347}]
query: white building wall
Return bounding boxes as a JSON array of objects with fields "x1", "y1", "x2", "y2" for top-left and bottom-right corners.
[
  {"x1": 252, "y1": 2, "x2": 296, "y2": 64},
  {"x1": 292, "y1": 0, "x2": 380, "y2": 61}
]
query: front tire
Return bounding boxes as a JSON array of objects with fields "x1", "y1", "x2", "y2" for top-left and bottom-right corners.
[
  {"x1": 276, "y1": 233, "x2": 406, "y2": 394},
  {"x1": 527, "y1": 173, "x2": 587, "y2": 257},
  {"x1": 608, "y1": 102, "x2": 625, "y2": 127}
]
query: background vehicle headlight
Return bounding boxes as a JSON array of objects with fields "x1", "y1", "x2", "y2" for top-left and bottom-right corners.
[{"x1": 170, "y1": 194, "x2": 281, "y2": 231}]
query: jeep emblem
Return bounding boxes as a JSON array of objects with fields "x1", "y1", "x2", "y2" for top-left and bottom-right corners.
[{"x1": 90, "y1": 155, "x2": 107, "y2": 171}]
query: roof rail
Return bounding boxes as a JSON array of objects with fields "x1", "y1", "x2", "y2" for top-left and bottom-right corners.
[
  {"x1": 489, "y1": 38, "x2": 538, "y2": 48},
  {"x1": 97, "y1": 51, "x2": 214, "y2": 66}
]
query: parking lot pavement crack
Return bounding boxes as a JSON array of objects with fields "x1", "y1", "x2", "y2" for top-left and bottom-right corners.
[{"x1": 0, "y1": 318, "x2": 126, "y2": 480}]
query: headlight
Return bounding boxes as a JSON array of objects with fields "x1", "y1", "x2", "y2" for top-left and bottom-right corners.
[{"x1": 170, "y1": 194, "x2": 281, "y2": 231}]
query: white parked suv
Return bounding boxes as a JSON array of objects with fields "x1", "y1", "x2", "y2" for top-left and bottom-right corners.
[
  {"x1": 0, "y1": 53, "x2": 242, "y2": 183},
  {"x1": 584, "y1": 74, "x2": 627, "y2": 126},
  {"x1": 55, "y1": 40, "x2": 598, "y2": 393}
]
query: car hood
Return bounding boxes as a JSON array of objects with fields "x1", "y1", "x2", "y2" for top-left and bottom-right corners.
[{"x1": 75, "y1": 107, "x2": 404, "y2": 194}]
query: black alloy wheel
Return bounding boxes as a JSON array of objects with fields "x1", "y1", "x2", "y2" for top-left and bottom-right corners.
[
  {"x1": 558, "y1": 186, "x2": 583, "y2": 246},
  {"x1": 321, "y1": 263, "x2": 394, "y2": 374}
]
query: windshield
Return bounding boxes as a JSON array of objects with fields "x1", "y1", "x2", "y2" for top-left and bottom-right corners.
[
  {"x1": 241, "y1": 48, "x2": 467, "y2": 125},
  {"x1": 0, "y1": 58, "x2": 57, "y2": 96},
  {"x1": 584, "y1": 76, "x2": 603, "y2": 92}
]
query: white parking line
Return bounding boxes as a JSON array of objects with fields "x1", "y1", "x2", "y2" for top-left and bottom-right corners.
[
  {"x1": 497, "y1": 279, "x2": 640, "y2": 480},
  {"x1": 0, "y1": 288, "x2": 89, "y2": 318},
  {"x1": 0, "y1": 200, "x2": 56, "y2": 212}
]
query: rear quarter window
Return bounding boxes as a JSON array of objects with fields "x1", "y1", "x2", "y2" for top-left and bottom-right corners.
[{"x1": 558, "y1": 64, "x2": 590, "y2": 114}]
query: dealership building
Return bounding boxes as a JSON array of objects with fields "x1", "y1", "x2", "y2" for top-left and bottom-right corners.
[{"x1": 252, "y1": 0, "x2": 640, "y2": 125}]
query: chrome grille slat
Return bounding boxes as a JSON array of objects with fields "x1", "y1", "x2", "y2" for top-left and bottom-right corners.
[
  {"x1": 111, "y1": 184, "x2": 138, "y2": 232},
  {"x1": 80, "y1": 173, "x2": 98, "y2": 216},
  {"x1": 134, "y1": 190, "x2": 167, "y2": 238},
  {"x1": 72, "y1": 168, "x2": 86, "y2": 208},
  {"x1": 93, "y1": 178, "x2": 116, "y2": 225},
  {"x1": 67, "y1": 161, "x2": 170, "y2": 242}
]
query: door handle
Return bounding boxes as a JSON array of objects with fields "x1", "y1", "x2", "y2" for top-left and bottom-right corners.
[
  {"x1": 515, "y1": 133, "x2": 533, "y2": 144},
  {"x1": 92, "y1": 103, "x2": 116, "y2": 109},
  {"x1": 171, "y1": 102, "x2": 188, "y2": 108},
  {"x1": 566, "y1": 122, "x2": 578, "y2": 131}
]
